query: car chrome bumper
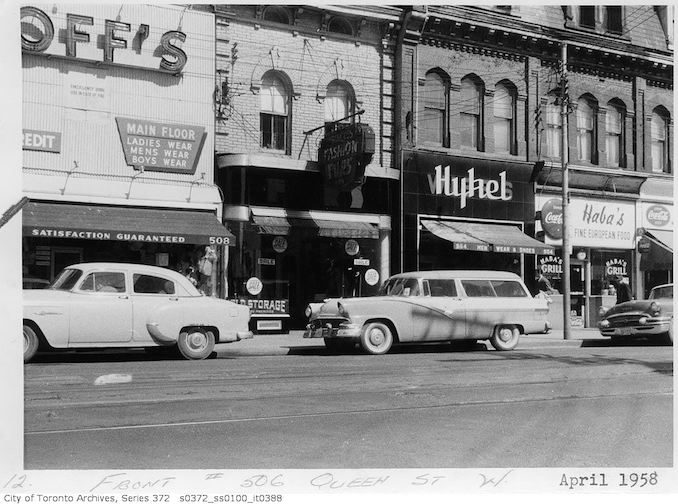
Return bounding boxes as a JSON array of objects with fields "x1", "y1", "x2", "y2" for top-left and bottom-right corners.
[
  {"x1": 303, "y1": 323, "x2": 361, "y2": 339},
  {"x1": 599, "y1": 320, "x2": 671, "y2": 337}
]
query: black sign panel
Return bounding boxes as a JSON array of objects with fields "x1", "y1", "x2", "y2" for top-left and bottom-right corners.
[{"x1": 319, "y1": 123, "x2": 375, "y2": 190}]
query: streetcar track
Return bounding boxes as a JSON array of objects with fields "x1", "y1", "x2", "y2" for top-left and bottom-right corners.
[{"x1": 25, "y1": 388, "x2": 671, "y2": 435}]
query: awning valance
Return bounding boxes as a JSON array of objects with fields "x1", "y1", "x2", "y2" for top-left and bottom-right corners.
[
  {"x1": 421, "y1": 219, "x2": 554, "y2": 255},
  {"x1": 640, "y1": 230, "x2": 673, "y2": 271},
  {"x1": 23, "y1": 201, "x2": 235, "y2": 246},
  {"x1": 646, "y1": 230, "x2": 673, "y2": 253},
  {"x1": 250, "y1": 209, "x2": 379, "y2": 239}
]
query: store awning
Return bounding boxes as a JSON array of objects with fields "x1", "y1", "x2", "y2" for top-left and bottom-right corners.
[
  {"x1": 421, "y1": 219, "x2": 554, "y2": 255},
  {"x1": 646, "y1": 230, "x2": 673, "y2": 253},
  {"x1": 251, "y1": 209, "x2": 379, "y2": 239},
  {"x1": 23, "y1": 201, "x2": 235, "y2": 246}
]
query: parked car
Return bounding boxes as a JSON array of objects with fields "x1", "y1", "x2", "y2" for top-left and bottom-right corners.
[
  {"x1": 303, "y1": 270, "x2": 551, "y2": 354},
  {"x1": 598, "y1": 283, "x2": 673, "y2": 345},
  {"x1": 22, "y1": 277, "x2": 50, "y2": 289},
  {"x1": 22, "y1": 262, "x2": 253, "y2": 362}
]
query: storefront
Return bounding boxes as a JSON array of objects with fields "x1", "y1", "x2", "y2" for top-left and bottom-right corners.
[
  {"x1": 637, "y1": 178, "x2": 673, "y2": 297},
  {"x1": 536, "y1": 194, "x2": 637, "y2": 328},
  {"x1": 402, "y1": 151, "x2": 552, "y2": 284},
  {"x1": 20, "y1": 5, "x2": 224, "y2": 291},
  {"x1": 218, "y1": 124, "x2": 394, "y2": 331}
]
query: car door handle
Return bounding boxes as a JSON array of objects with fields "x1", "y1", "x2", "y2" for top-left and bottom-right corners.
[
  {"x1": 169, "y1": 297, "x2": 179, "y2": 301},
  {"x1": 118, "y1": 295, "x2": 129, "y2": 299}
]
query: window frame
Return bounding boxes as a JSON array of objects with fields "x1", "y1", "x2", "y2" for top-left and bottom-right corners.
[
  {"x1": 324, "y1": 80, "x2": 355, "y2": 126},
  {"x1": 460, "y1": 76, "x2": 484, "y2": 151},
  {"x1": 544, "y1": 97, "x2": 562, "y2": 159},
  {"x1": 575, "y1": 96, "x2": 597, "y2": 164},
  {"x1": 420, "y1": 70, "x2": 449, "y2": 147},
  {"x1": 605, "y1": 101, "x2": 625, "y2": 168},
  {"x1": 260, "y1": 71, "x2": 291, "y2": 153},
  {"x1": 651, "y1": 109, "x2": 671, "y2": 174},
  {"x1": 493, "y1": 82, "x2": 516, "y2": 155}
]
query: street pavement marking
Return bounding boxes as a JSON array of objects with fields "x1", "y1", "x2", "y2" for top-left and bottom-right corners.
[{"x1": 94, "y1": 374, "x2": 133, "y2": 385}]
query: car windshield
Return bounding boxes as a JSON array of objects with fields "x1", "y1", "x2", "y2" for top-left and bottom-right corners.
[
  {"x1": 649, "y1": 285, "x2": 673, "y2": 299},
  {"x1": 50, "y1": 268, "x2": 83, "y2": 291}
]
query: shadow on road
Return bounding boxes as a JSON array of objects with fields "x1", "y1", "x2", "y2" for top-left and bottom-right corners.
[
  {"x1": 285, "y1": 341, "x2": 489, "y2": 356},
  {"x1": 27, "y1": 349, "x2": 230, "y2": 364}
]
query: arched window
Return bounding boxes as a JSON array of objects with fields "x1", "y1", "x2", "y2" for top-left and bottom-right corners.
[
  {"x1": 494, "y1": 82, "x2": 516, "y2": 154},
  {"x1": 324, "y1": 80, "x2": 354, "y2": 124},
  {"x1": 260, "y1": 71, "x2": 290, "y2": 152},
  {"x1": 576, "y1": 96, "x2": 597, "y2": 163},
  {"x1": 460, "y1": 76, "x2": 483, "y2": 150},
  {"x1": 651, "y1": 109, "x2": 670, "y2": 173},
  {"x1": 421, "y1": 71, "x2": 448, "y2": 146},
  {"x1": 263, "y1": 6, "x2": 290, "y2": 25},
  {"x1": 544, "y1": 95, "x2": 561, "y2": 159},
  {"x1": 328, "y1": 17, "x2": 353, "y2": 35},
  {"x1": 606, "y1": 100, "x2": 625, "y2": 167}
]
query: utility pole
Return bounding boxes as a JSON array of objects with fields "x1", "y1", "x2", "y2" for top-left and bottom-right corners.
[{"x1": 560, "y1": 43, "x2": 572, "y2": 340}]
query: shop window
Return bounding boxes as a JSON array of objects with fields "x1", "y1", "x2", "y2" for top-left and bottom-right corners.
[
  {"x1": 544, "y1": 97, "x2": 562, "y2": 159},
  {"x1": 327, "y1": 16, "x2": 353, "y2": 36},
  {"x1": 575, "y1": 96, "x2": 597, "y2": 163},
  {"x1": 421, "y1": 70, "x2": 449, "y2": 146},
  {"x1": 262, "y1": 6, "x2": 290, "y2": 25},
  {"x1": 133, "y1": 274, "x2": 175, "y2": 295},
  {"x1": 651, "y1": 108, "x2": 670, "y2": 173},
  {"x1": 260, "y1": 71, "x2": 290, "y2": 153},
  {"x1": 324, "y1": 80, "x2": 354, "y2": 125},
  {"x1": 460, "y1": 75, "x2": 484, "y2": 150},
  {"x1": 605, "y1": 100, "x2": 625, "y2": 168},
  {"x1": 493, "y1": 81, "x2": 516, "y2": 154}
]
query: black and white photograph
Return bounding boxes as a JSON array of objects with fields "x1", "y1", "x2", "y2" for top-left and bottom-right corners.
[{"x1": 1, "y1": 1, "x2": 675, "y2": 500}]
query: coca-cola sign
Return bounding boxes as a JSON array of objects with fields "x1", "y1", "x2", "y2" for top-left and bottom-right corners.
[
  {"x1": 540, "y1": 198, "x2": 563, "y2": 240},
  {"x1": 646, "y1": 205, "x2": 671, "y2": 227}
]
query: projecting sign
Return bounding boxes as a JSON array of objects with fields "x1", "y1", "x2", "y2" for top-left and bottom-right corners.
[
  {"x1": 116, "y1": 118, "x2": 206, "y2": 174},
  {"x1": 22, "y1": 129, "x2": 61, "y2": 153}
]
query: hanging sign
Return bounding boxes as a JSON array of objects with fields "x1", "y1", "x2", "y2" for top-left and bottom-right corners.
[
  {"x1": 246, "y1": 277, "x2": 263, "y2": 296},
  {"x1": 364, "y1": 268, "x2": 379, "y2": 286},
  {"x1": 319, "y1": 123, "x2": 375, "y2": 190},
  {"x1": 272, "y1": 236, "x2": 288, "y2": 253},
  {"x1": 344, "y1": 239, "x2": 360, "y2": 256}
]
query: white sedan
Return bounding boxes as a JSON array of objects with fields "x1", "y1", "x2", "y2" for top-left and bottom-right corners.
[{"x1": 23, "y1": 263, "x2": 252, "y2": 362}]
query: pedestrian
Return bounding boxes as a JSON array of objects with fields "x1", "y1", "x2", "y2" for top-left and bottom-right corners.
[
  {"x1": 537, "y1": 272, "x2": 558, "y2": 295},
  {"x1": 611, "y1": 276, "x2": 632, "y2": 304},
  {"x1": 197, "y1": 245, "x2": 217, "y2": 296}
]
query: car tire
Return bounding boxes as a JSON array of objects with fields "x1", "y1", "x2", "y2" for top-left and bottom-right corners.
[
  {"x1": 490, "y1": 325, "x2": 520, "y2": 351},
  {"x1": 177, "y1": 328, "x2": 215, "y2": 360},
  {"x1": 23, "y1": 324, "x2": 39, "y2": 363},
  {"x1": 360, "y1": 322, "x2": 393, "y2": 355}
]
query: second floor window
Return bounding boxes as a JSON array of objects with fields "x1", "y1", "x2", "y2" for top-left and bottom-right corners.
[
  {"x1": 605, "y1": 6, "x2": 623, "y2": 34},
  {"x1": 606, "y1": 102, "x2": 624, "y2": 167},
  {"x1": 421, "y1": 71, "x2": 448, "y2": 146},
  {"x1": 325, "y1": 80, "x2": 354, "y2": 125},
  {"x1": 579, "y1": 6, "x2": 596, "y2": 29},
  {"x1": 545, "y1": 102, "x2": 561, "y2": 158},
  {"x1": 494, "y1": 83, "x2": 515, "y2": 154},
  {"x1": 651, "y1": 110, "x2": 670, "y2": 173},
  {"x1": 260, "y1": 72, "x2": 290, "y2": 152},
  {"x1": 576, "y1": 98, "x2": 596, "y2": 163},
  {"x1": 460, "y1": 77, "x2": 483, "y2": 150}
]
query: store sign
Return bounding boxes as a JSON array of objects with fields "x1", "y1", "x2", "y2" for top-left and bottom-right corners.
[
  {"x1": 116, "y1": 118, "x2": 206, "y2": 174},
  {"x1": 540, "y1": 198, "x2": 563, "y2": 240},
  {"x1": 20, "y1": 6, "x2": 188, "y2": 73},
  {"x1": 645, "y1": 205, "x2": 671, "y2": 228},
  {"x1": 246, "y1": 277, "x2": 263, "y2": 296},
  {"x1": 319, "y1": 123, "x2": 375, "y2": 190},
  {"x1": 22, "y1": 129, "x2": 61, "y2": 153},
  {"x1": 538, "y1": 255, "x2": 562, "y2": 279},
  {"x1": 230, "y1": 298, "x2": 289, "y2": 316},
  {"x1": 345, "y1": 239, "x2": 360, "y2": 256},
  {"x1": 353, "y1": 258, "x2": 370, "y2": 266},
  {"x1": 258, "y1": 258, "x2": 275, "y2": 266},
  {"x1": 605, "y1": 258, "x2": 628, "y2": 277},
  {"x1": 637, "y1": 237, "x2": 652, "y2": 254},
  {"x1": 539, "y1": 197, "x2": 635, "y2": 249},
  {"x1": 26, "y1": 226, "x2": 230, "y2": 246},
  {"x1": 272, "y1": 236, "x2": 288, "y2": 253},
  {"x1": 364, "y1": 268, "x2": 379, "y2": 286},
  {"x1": 427, "y1": 165, "x2": 513, "y2": 210}
]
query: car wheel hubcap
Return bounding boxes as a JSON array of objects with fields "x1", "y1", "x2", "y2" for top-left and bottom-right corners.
[
  {"x1": 499, "y1": 329, "x2": 513, "y2": 342},
  {"x1": 369, "y1": 328, "x2": 385, "y2": 347},
  {"x1": 23, "y1": 330, "x2": 29, "y2": 352},
  {"x1": 187, "y1": 332, "x2": 207, "y2": 351}
]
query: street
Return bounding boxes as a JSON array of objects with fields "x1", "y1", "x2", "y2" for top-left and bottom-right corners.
[{"x1": 24, "y1": 332, "x2": 672, "y2": 469}]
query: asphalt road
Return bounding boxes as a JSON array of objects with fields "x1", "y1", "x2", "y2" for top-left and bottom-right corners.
[{"x1": 23, "y1": 334, "x2": 673, "y2": 469}]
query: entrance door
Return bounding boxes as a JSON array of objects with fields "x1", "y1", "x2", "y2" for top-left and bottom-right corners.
[
  {"x1": 570, "y1": 261, "x2": 586, "y2": 327},
  {"x1": 51, "y1": 247, "x2": 83, "y2": 281}
]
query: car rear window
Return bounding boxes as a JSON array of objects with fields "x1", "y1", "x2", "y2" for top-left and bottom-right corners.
[
  {"x1": 425, "y1": 279, "x2": 458, "y2": 297},
  {"x1": 491, "y1": 280, "x2": 528, "y2": 297},
  {"x1": 133, "y1": 274, "x2": 175, "y2": 295}
]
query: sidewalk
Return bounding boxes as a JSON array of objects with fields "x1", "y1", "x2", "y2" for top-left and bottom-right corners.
[{"x1": 222, "y1": 328, "x2": 606, "y2": 356}]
